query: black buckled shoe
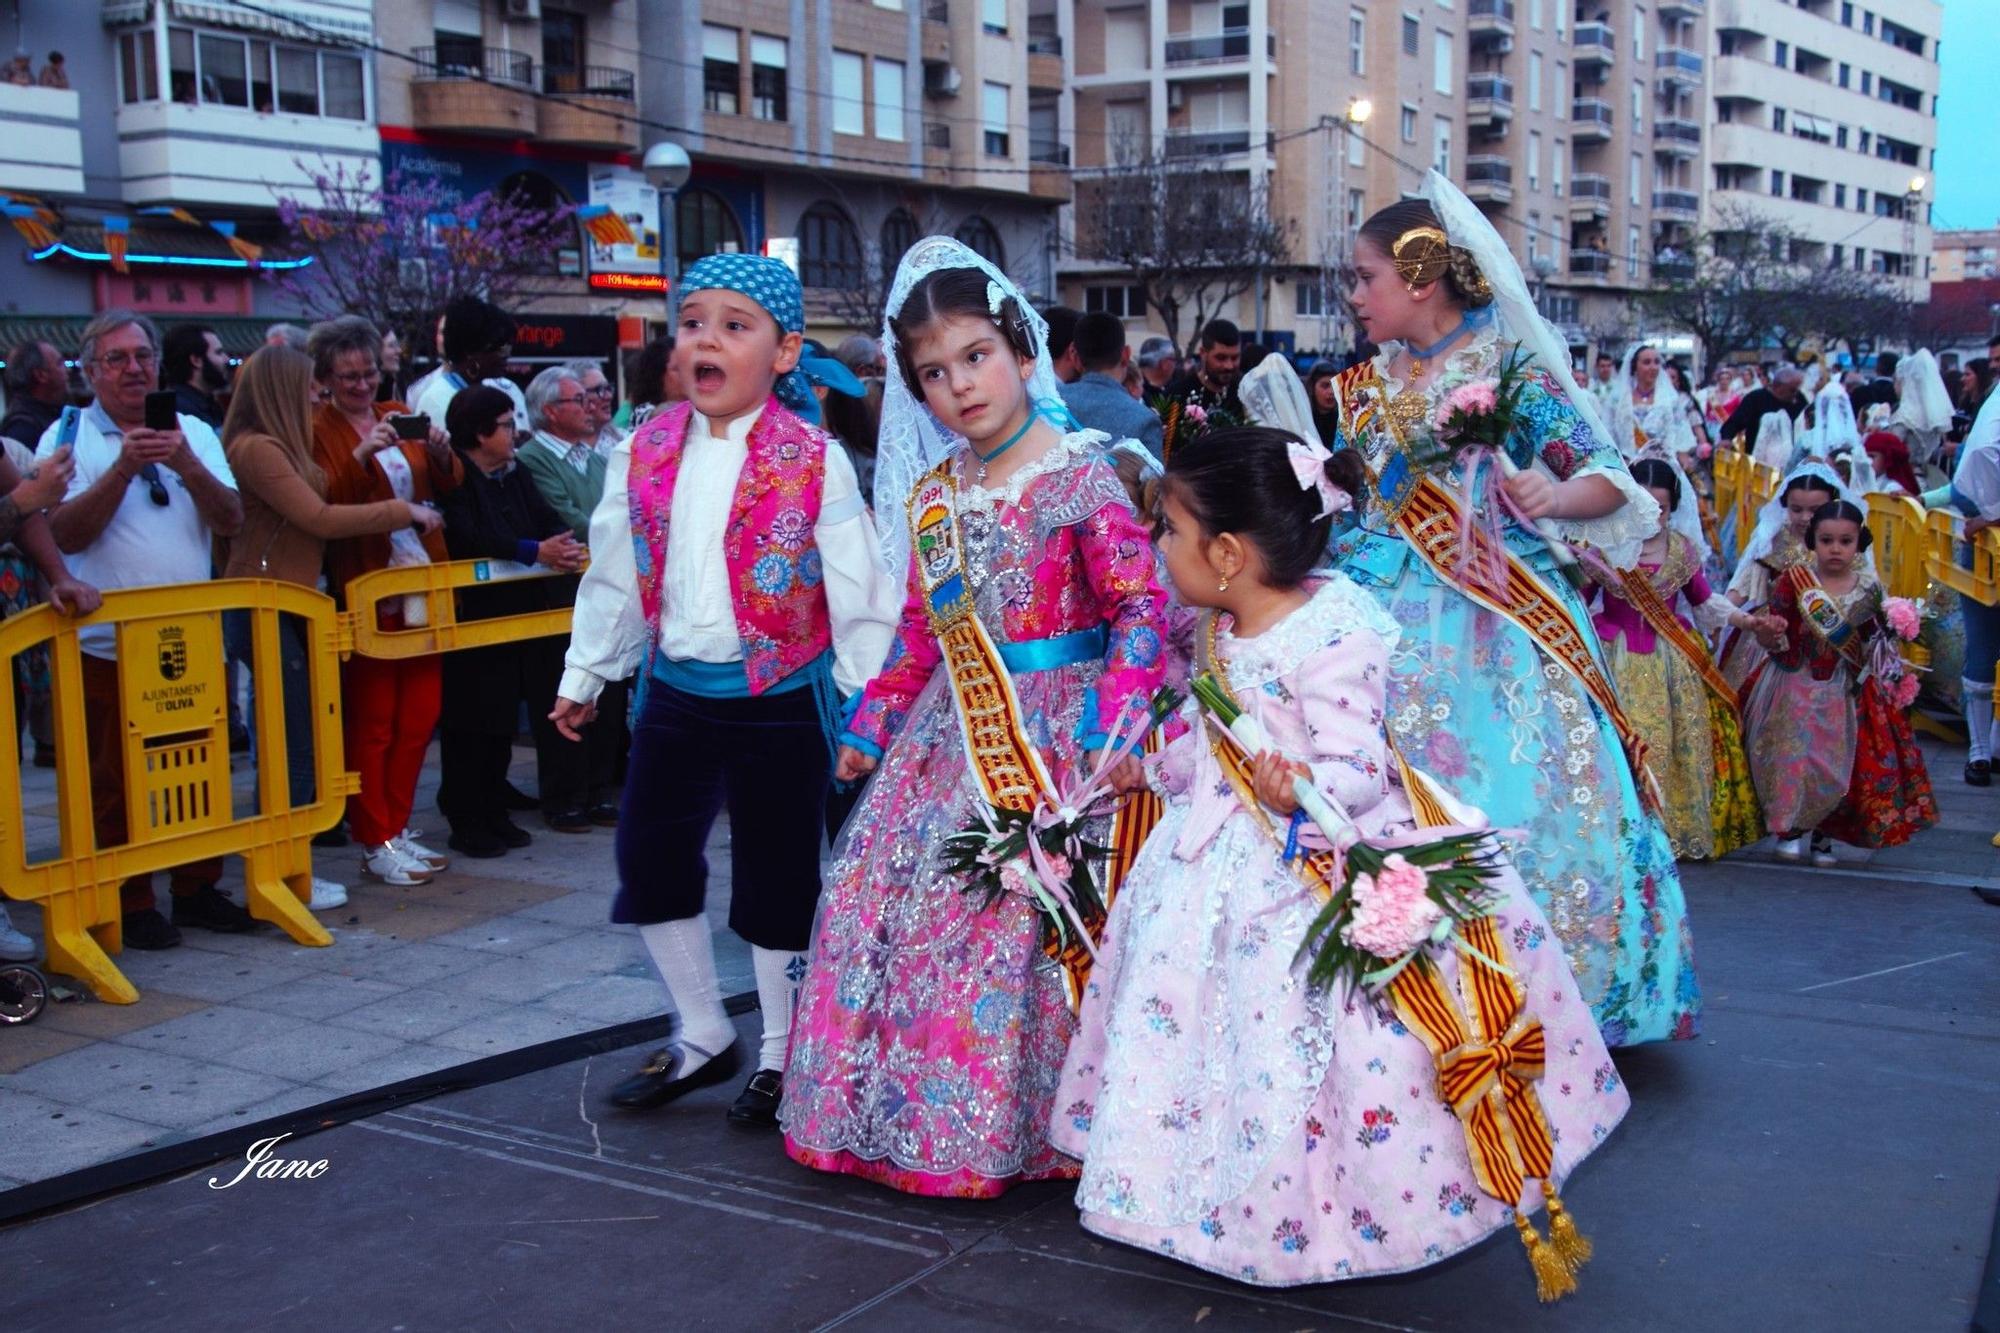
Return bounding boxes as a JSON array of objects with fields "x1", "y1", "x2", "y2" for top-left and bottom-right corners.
[
  {"x1": 1966, "y1": 759, "x2": 1992, "y2": 788},
  {"x1": 606, "y1": 1037, "x2": 742, "y2": 1110},
  {"x1": 726, "y1": 1069, "x2": 784, "y2": 1129}
]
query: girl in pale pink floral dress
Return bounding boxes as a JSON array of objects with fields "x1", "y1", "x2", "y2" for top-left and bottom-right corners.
[
  {"x1": 1053, "y1": 427, "x2": 1629, "y2": 1286},
  {"x1": 778, "y1": 242, "x2": 1168, "y2": 1197}
]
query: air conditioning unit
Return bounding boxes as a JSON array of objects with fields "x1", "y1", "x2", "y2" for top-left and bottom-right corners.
[
  {"x1": 505, "y1": 0, "x2": 542, "y2": 20},
  {"x1": 1491, "y1": 35, "x2": 1514, "y2": 54},
  {"x1": 1167, "y1": 84, "x2": 1184, "y2": 111}
]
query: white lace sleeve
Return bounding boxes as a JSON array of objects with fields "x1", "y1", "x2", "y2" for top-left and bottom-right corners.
[
  {"x1": 1689, "y1": 591, "x2": 1737, "y2": 637},
  {"x1": 1559, "y1": 465, "x2": 1659, "y2": 568}
]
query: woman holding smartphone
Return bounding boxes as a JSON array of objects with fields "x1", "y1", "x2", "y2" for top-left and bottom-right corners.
[
  {"x1": 308, "y1": 315, "x2": 463, "y2": 888},
  {"x1": 224, "y1": 344, "x2": 444, "y2": 908}
]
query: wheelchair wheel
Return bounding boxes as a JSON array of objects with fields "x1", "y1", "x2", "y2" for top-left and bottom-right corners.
[{"x1": 0, "y1": 963, "x2": 48, "y2": 1024}]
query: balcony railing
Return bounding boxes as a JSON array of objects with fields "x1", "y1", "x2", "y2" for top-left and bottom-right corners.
[
  {"x1": 1163, "y1": 27, "x2": 1276, "y2": 65},
  {"x1": 1570, "y1": 247, "x2": 1611, "y2": 275},
  {"x1": 543, "y1": 66, "x2": 635, "y2": 99},
  {"x1": 1027, "y1": 32, "x2": 1063, "y2": 55},
  {"x1": 925, "y1": 0, "x2": 948, "y2": 22},
  {"x1": 1163, "y1": 126, "x2": 1268, "y2": 157},
  {"x1": 413, "y1": 45, "x2": 534, "y2": 86},
  {"x1": 1655, "y1": 117, "x2": 1702, "y2": 145},
  {"x1": 1465, "y1": 154, "x2": 1514, "y2": 197},
  {"x1": 1652, "y1": 189, "x2": 1700, "y2": 216},
  {"x1": 924, "y1": 120, "x2": 951, "y2": 148},
  {"x1": 1030, "y1": 141, "x2": 1071, "y2": 165},
  {"x1": 1573, "y1": 22, "x2": 1615, "y2": 57},
  {"x1": 1467, "y1": 74, "x2": 1515, "y2": 106},
  {"x1": 1572, "y1": 173, "x2": 1612, "y2": 201},
  {"x1": 1656, "y1": 48, "x2": 1704, "y2": 81},
  {"x1": 1469, "y1": 0, "x2": 1516, "y2": 22},
  {"x1": 1571, "y1": 98, "x2": 1614, "y2": 132},
  {"x1": 1653, "y1": 256, "x2": 1696, "y2": 282}
]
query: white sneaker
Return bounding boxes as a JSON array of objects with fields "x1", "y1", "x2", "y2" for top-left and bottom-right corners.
[
  {"x1": 395, "y1": 828, "x2": 450, "y2": 872},
  {"x1": 1810, "y1": 836, "x2": 1838, "y2": 869},
  {"x1": 0, "y1": 903, "x2": 35, "y2": 962},
  {"x1": 1773, "y1": 835, "x2": 1805, "y2": 862},
  {"x1": 362, "y1": 843, "x2": 435, "y2": 886},
  {"x1": 307, "y1": 878, "x2": 349, "y2": 911}
]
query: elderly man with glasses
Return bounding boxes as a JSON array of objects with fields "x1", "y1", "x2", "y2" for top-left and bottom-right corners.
[
  {"x1": 519, "y1": 364, "x2": 627, "y2": 830},
  {"x1": 36, "y1": 308, "x2": 245, "y2": 951}
]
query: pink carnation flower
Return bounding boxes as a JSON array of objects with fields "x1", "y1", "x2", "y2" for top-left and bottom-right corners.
[
  {"x1": 1883, "y1": 596, "x2": 1921, "y2": 642},
  {"x1": 1892, "y1": 671, "x2": 1922, "y2": 709},
  {"x1": 1342, "y1": 853, "x2": 1443, "y2": 958},
  {"x1": 1043, "y1": 853, "x2": 1073, "y2": 884},
  {"x1": 1184, "y1": 404, "x2": 1208, "y2": 425},
  {"x1": 1432, "y1": 379, "x2": 1500, "y2": 431}
]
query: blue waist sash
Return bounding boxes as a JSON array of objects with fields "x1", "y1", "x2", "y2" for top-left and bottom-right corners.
[{"x1": 996, "y1": 626, "x2": 1107, "y2": 675}]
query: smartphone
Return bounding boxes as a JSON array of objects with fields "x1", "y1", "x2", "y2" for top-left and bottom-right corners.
[
  {"x1": 390, "y1": 412, "x2": 430, "y2": 441},
  {"x1": 143, "y1": 389, "x2": 179, "y2": 432},
  {"x1": 53, "y1": 404, "x2": 81, "y2": 451}
]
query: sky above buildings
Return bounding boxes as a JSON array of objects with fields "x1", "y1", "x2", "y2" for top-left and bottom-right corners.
[{"x1": 1934, "y1": 0, "x2": 1995, "y2": 231}]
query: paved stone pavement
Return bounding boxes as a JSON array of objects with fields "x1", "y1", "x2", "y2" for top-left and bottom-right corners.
[
  {"x1": 5, "y1": 846, "x2": 1998, "y2": 1331},
  {"x1": 0, "y1": 738, "x2": 746, "y2": 1188},
  {"x1": 3, "y1": 716, "x2": 2000, "y2": 1264}
]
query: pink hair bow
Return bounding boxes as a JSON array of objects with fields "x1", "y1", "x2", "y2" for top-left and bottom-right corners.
[{"x1": 1287, "y1": 437, "x2": 1351, "y2": 519}]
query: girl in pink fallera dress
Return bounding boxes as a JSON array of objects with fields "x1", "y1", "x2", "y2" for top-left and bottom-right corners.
[
  {"x1": 778, "y1": 239, "x2": 1169, "y2": 1197},
  {"x1": 1054, "y1": 427, "x2": 1629, "y2": 1288}
]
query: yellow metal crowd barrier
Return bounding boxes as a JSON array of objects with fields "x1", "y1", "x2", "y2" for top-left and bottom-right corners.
[
  {"x1": 1866, "y1": 493, "x2": 1934, "y2": 603},
  {"x1": 343, "y1": 558, "x2": 579, "y2": 660},
  {"x1": 1926, "y1": 513, "x2": 2000, "y2": 608},
  {"x1": 1709, "y1": 450, "x2": 1780, "y2": 563},
  {"x1": 0, "y1": 581, "x2": 357, "y2": 1003}
]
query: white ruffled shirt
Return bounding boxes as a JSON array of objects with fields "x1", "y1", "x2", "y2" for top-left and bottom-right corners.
[{"x1": 558, "y1": 404, "x2": 900, "y2": 705}]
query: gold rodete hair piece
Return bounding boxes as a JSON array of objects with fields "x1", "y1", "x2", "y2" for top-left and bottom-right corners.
[
  {"x1": 1392, "y1": 223, "x2": 1493, "y2": 305},
  {"x1": 1391, "y1": 225, "x2": 1452, "y2": 288}
]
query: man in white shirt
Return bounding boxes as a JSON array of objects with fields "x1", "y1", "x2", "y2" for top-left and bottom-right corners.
[
  {"x1": 40, "y1": 310, "x2": 247, "y2": 951},
  {"x1": 572, "y1": 360, "x2": 623, "y2": 454},
  {"x1": 410, "y1": 296, "x2": 529, "y2": 435}
]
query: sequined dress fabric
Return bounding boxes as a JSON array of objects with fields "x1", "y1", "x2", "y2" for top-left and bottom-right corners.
[{"x1": 780, "y1": 436, "x2": 1167, "y2": 1197}]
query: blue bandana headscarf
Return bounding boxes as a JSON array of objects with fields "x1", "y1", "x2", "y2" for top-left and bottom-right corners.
[{"x1": 679, "y1": 253, "x2": 814, "y2": 415}]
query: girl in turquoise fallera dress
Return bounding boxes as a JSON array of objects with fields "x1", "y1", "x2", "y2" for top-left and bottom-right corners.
[{"x1": 1329, "y1": 178, "x2": 1699, "y2": 1046}]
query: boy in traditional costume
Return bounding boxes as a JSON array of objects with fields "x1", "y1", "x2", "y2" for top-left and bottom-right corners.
[{"x1": 553, "y1": 255, "x2": 900, "y2": 1125}]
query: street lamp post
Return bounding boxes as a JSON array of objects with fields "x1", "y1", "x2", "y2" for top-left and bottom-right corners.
[
  {"x1": 1327, "y1": 96, "x2": 1372, "y2": 355},
  {"x1": 643, "y1": 140, "x2": 692, "y2": 325}
]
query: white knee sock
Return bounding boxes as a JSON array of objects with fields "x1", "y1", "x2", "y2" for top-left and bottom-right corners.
[
  {"x1": 637, "y1": 916, "x2": 734, "y2": 1072},
  {"x1": 1964, "y1": 680, "x2": 1995, "y2": 764},
  {"x1": 751, "y1": 945, "x2": 806, "y2": 1073}
]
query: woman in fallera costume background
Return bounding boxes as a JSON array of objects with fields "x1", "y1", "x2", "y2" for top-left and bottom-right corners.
[{"x1": 1325, "y1": 170, "x2": 1700, "y2": 1047}]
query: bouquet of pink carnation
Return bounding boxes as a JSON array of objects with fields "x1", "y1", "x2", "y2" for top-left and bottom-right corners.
[
  {"x1": 940, "y1": 686, "x2": 1182, "y2": 958},
  {"x1": 1189, "y1": 673, "x2": 1502, "y2": 993},
  {"x1": 1882, "y1": 595, "x2": 1922, "y2": 642},
  {"x1": 1418, "y1": 349, "x2": 1535, "y2": 462}
]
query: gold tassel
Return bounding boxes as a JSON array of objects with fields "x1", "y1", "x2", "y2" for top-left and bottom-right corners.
[
  {"x1": 1542, "y1": 1183, "x2": 1593, "y2": 1274},
  {"x1": 1513, "y1": 1214, "x2": 1577, "y2": 1303}
]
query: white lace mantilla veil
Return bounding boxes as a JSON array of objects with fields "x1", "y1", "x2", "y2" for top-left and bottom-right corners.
[
  {"x1": 1804, "y1": 381, "x2": 1859, "y2": 460},
  {"x1": 1238, "y1": 353, "x2": 1319, "y2": 441},
  {"x1": 1630, "y1": 452, "x2": 1711, "y2": 567},
  {"x1": 1892, "y1": 349, "x2": 1955, "y2": 464},
  {"x1": 1741, "y1": 457, "x2": 1872, "y2": 573},
  {"x1": 872, "y1": 235, "x2": 1072, "y2": 576},
  {"x1": 1751, "y1": 406, "x2": 1795, "y2": 470},
  {"x1": 1420, "y1": 169, "x2": 1658, "y2": 565},
  {"x1": 1609, "y1": 342, "x2": 1693, "y2": 459}
]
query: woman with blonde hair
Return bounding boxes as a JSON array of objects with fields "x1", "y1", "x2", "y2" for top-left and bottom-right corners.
[
  {"x1": 308, "y1": 316, "x2": 463, "y2": 886},
  {"x1": 224, "y1": 343, "x2": 444, "y2": 908}
]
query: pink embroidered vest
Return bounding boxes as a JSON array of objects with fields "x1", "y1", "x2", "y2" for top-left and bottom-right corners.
[{"x1": 628, "y1": 398, "x2": 832, "y2": 695}]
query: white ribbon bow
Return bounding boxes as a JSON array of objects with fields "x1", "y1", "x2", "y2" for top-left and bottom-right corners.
[{"x1": 1287, "y1": 436, "x2": 1351, "y2": 519}]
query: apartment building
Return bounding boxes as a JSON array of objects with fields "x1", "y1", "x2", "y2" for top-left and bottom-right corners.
[
  {"x1": 1935, "y1": 228, "x2": 2000, "y2": 284},
  {"x1": 0, "y1": 0, "x2": 381, "y2": 357},
  {"x1": 635, "y1": 0, "x2": 1069, "y2": 339},
  {"x1": 1707, "y1": 0, "x2": 1941, "y2": 300},
  {"x1": 1057, "y1": 0, "x2": 1703, "y2": 355}
]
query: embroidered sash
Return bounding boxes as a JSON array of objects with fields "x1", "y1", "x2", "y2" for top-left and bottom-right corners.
[
  {"x1": 1338, "y1": 363, "x2": 1658, "y2": 810},
  {"x1": 907, "y1": 462, "x2": 1105, "y2": 1007},
  {"x1": 1606, "y1": 545, "x2": 1741, "y2": 720},
  {"x1": 1198, "y1": 651, "x2": 1588, "y2": 1300}
]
